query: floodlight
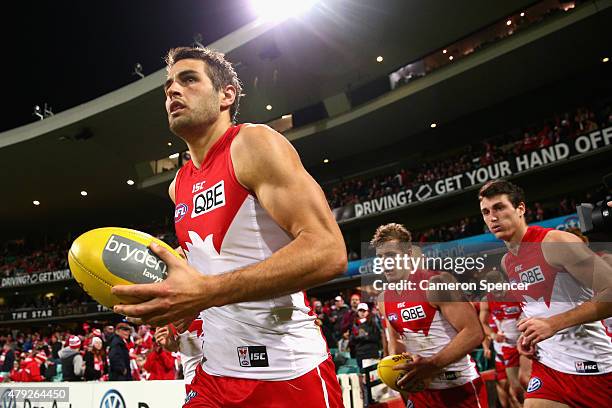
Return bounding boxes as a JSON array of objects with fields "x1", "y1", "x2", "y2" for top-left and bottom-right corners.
[{"x1": 251, "y1": 0, "x2": 319, "y2": 22}]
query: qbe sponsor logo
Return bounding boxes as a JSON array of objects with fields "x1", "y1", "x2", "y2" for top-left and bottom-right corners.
[
  {"x1": 526, "y1": 377, "x2": 542, "y2": 393},
  {"x1": 237, "y1": 346, "x2": 269, "y2": 367},
  {"x1": 192, "y1": 180, "x2": 225, "y2": 218},
  {"x1": 401, "y1": 305, "x2": 426, "y2": 322},
  {"x1": 519, "y1": 266, "x2": 545, "y2": 286}
]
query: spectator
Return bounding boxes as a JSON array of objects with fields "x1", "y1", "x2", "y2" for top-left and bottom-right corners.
[
  {"x1": 108, "y1": 323, "x2": 132, "y2": 381},
  {"x1": 137, "y1": 325, "x2": 154, "y2": 355},
  {"x1": 59, "y1": 336, "x2": 84, "y2": 381},
  {"x1": 338, "y1": 330, "x2": 350, "y2": 353},
  {"x1": 330, "y1": 296, "x2": 350, "y2": 342},
  {"x1": 84, "y1": 337, "x2": 106, "y2": 381},
  {"x1": 313, "y1": 300, "x2": 335, "y2": 347},
  {"x1": 102, "y1": 325, "x2": 115, "y2": 348},
  {"x1": 348, "y1": 303, "x2": 381, "y2": 368},
  {"x1": 341, "y1": 293, "x2": 362, "y2": 335},
  {"x1": 18, "y1": 352, "x2": 46, "y2": 382},
  {"x1": 49, "y1": 334, "x2": 62, "y2": 361},
  {"x1": 1, "y1": 342, "x2": 15, "y2": 375},
  {"x1": 40, "y1": 355, "x2": 57, "y2": 381},
  {"x1": 144, "y1": 340, "x2": 176, "y2": 380}
]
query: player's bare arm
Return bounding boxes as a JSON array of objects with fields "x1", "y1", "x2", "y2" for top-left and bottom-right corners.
[
  {"x1": 377, "y1": 296, "x2": 405, "y2": 356},
  {"x1": 113, "y1": 124, "x2": 347, "y2": 325},
  {"x1": 396, "y1": 273, "x2": 484, "y2": 387},
  {"x1": 479, "y1": 300, "x2": 494, "y2": 359},
  {"x1": 518, "y1": 229, "x2": 612, "y2": 346}
]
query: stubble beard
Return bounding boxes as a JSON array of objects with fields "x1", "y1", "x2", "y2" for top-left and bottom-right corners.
[{"x1": 169, "y1": 102, "x2": 219, "y2": 140}]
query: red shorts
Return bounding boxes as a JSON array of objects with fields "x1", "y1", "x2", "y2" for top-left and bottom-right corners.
[
  {"x1": 184, "y1": 357, "x2": 343, "y2": 408},
  {"x1": 495, "y1": 360, "x2": 507, "y2": 381},
  {"x1": 405, "y1": 377, "x2": 488, "y2": 408},
  {"x1": 500, "y1": 345, "x2": 519, "y2": 368},
  {"x1": 526, "y1": 360, "x2": 612, "y2": 407}
]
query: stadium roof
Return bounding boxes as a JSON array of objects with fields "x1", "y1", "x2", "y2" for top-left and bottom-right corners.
[{"x1": 1, "y1": 0, "x2": 610, "y2": 236}]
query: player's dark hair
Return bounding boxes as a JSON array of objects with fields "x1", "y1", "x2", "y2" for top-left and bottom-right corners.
[
  {"x1": 478, "y1": 180, "x2": 525, "y2": 208},
  {"x1": 165, "y1": 47, "x2": 243, "y2": 122}
]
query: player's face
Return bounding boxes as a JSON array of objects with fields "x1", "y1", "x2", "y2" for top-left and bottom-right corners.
[
  {"x1": 375, "y1": 240, "x2": 411, "y2": 283},
  {"x1": 480, "y1": 194, "x2": 525, "y2": 241},
  {"x1": 164, "y1": 59, "x2": 221, "y2": 136}
]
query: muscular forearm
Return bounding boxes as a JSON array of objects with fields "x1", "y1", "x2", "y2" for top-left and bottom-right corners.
[
  {"x1": 205, "y1": 231, "x2": 346, "y2": 308},
  {"x1": 430, "y1": 326, "x2": 483, "y2": 369},
  {"x1": 548, "y1": 292, "x2": 612, "y2": 332}
]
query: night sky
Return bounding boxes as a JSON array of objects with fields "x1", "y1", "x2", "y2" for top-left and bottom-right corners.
[{"x1": 1, "y1": 0, "x2": 256, "y2": 133}]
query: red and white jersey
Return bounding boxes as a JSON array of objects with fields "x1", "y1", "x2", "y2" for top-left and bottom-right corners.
[
  {"x1": 174, "y1": 125, "x2": 328, "y2": 380},
  {"x1": 504, "y1": 226, "x2": 612, "y2": 375},
  {"x1": 384, "y1": 270, "x2": 479, "y2": 389},
  {"x1": 178, "y1": 319, "x2": 204, "y2": 385},
  {"x1": 487, "y1": 297, "x2": 522, "y2": 345}
]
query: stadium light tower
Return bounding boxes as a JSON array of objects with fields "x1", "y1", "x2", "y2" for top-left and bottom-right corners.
[{"x1": 251, "y1": 0, "x2": 320, "y2": 22}]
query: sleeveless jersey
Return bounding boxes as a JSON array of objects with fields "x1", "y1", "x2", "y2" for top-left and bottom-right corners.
[
  {"x1": 173, "y1": 124, "x2": 328, "y2": 380},
  {"x1": 384, "y1": 270, "x2": 479, "y2": 389},
  {"x1": 487, "y1": 297, "x2": 522, "y2": 345},
  {"x1": 178, "y1": 319, "x2": 204, "y2": 385},
  {"x1": 504, "y1": 225, "x2": 612, "y2": 374}
]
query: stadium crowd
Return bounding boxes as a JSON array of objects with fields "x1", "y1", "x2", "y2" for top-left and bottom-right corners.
[
  {"x1": 0, "y1": 190, "x2": 596, "y2": 282},
  {"x1": 0, "y1": 323, "x2": 181, "y2": 382},
  {"x1": 0, "y1": 293, "x2": 386, "y2": 383},
  {"x1": 326, "y1": 104, "x2": 612, "y2": 209}
]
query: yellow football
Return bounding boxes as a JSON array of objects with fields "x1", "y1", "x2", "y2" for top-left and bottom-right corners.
[
  {"x1": 377, "y1": 354, "x2": 432, "y2": 393},
  {"x1": 68, "y1": 227, "x2": 181, "y2": 308}
]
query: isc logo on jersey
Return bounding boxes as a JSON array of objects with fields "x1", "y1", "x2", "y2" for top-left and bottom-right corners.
[
  {"x1": 237, "y1": 346, "x2": 269, "y2": 367},
  {"x1": 401, "y1": 305, "x2": 426, "y2": 322},
  {"x1": 575, "y1": 361, "x2": 599, "y2": 373},
  {"x1": 519, "y1": 266, "x2": 545, "y2": 286},
  {"x1": 192, "y1": 180, "x2": 225, "y2": 218}
]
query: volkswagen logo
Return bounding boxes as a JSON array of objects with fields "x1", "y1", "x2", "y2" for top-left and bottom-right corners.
[
  {"x1": 100, "y1": 389, "x2": 126, "y2": 408},
  {"x1": 1, "y1": 389, "x2": 16, "y2": 408}
]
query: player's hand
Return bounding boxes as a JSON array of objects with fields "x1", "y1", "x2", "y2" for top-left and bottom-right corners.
[
  {"x1": 394, "y1": 353, "x2": 440, "y2": 389},
  {"x1": 517, "y1": 317, "x2": 556, "y2": 346},
  {"x1": 481, "y1": 337, "x2": 492, "y2": 359},
  {"x1": 495, "y1": 332, "x2": 507, "y2": 343},
  {"x1": 153, "y1": 326, "x2": 179, "y2": 352},
  {"x1": 112, "y1": 242, "x2": 213, "y2": 326},
  {"x1": 516, "y1": 334, "x2": 536, "y2": 358},
  {"x1": 172, "y1": 315, "x2": 199, "y2": 334},
  {"x1": 483, "y1": 344, "x2": 492, "y2": 360}
]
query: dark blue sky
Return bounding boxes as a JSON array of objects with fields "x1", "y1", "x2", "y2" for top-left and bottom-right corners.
[{"x1": 1, "y1": 0, "x2": 256, "y2": 132}]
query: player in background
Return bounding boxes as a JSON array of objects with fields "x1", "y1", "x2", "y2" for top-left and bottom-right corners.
[
  {"x1": 155, "y1": 321, "x2": 204, "y2": 399},
  {"x1": 373, "y1": 223, "x2": 487, "y2": 408},
  {"x1": 478, "y1": 180, "x2": 612, "y2": 408},
  {"x1": 479, "y1": 268, "x2": 527, "y2": 408}
]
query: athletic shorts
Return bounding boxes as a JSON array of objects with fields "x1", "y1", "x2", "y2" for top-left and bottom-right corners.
[
  {"x1": 495, "y1": 360, "x2": 507, "y2": 381},
  {"x1": 525, "y1": 360, "x2": 612, "y2": 407},
  {"x1": 183, "y1": 356, "x2": 343, "y2": 408},
  {"x1": 500, "y1": 345, "x2": 519, "y2": 368},
  {"x1": 404, "y1": 376, "x2": 488, "y2": 408}
]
